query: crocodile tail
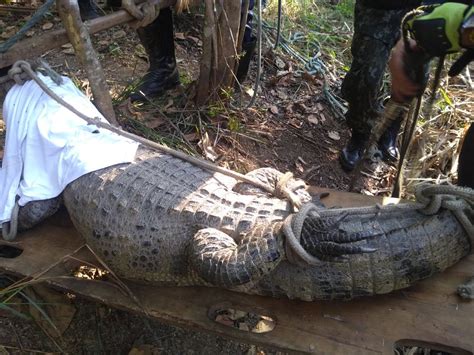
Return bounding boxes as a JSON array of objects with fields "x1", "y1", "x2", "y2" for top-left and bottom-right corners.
[{"x1": 261, "y1": 208, "x2": 471, "y2": 301}]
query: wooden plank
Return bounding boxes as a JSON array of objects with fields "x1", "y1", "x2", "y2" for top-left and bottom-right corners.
[{"x1": 0, "y1": 190, "x2": 472, "y2": 354}]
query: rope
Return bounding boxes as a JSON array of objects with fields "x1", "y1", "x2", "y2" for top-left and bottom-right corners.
[
  {"x1": 0, "y1": 0, "x2": 56, "y2": 54},
  {"x1": 415, "y1": 184, "x2": 474, "y2": 240},
  {"x1": 1, "y1": 60, "x2": 309, "y2": 241},
  {"x1": 282, "y1": 183, "x2": 474, "y2": 266},
  {"x1": 274, "y1": 171, "x2": 306, "y2": 211},
  {"x1": 282, "y1": 203, "x2": 322, "y2": 266}
]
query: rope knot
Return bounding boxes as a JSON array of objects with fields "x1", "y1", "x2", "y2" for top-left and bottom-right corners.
[
  {"x1": 8, "y1": 60, "x2": 31, "y2": 85},
  {"x1": 415, "y1": 183, "x2": 474, "y2": 244},
  {"x1": 275, "y1": 172, "x2": 308, "y2": 211}
]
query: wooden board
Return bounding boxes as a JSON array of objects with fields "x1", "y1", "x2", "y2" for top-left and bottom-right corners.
[{"x1": 0, "y1": 189, "x2": 473, "y2": 354}]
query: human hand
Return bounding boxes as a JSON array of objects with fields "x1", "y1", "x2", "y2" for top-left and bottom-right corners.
[
  {"x1": 122, "y1": 0, "x2": 161, "y2": 29},
  {"x1": 389, "y1": 38, "x2": 425, "y2": 103}
]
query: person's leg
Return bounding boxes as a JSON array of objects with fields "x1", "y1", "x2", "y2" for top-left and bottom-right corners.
[
  {"x1": 236, "y1": 0, "x2": 257, "y2": 83},
  {"x1": 78, "y1": 0, "x2": 101, "y2": 21},
  {"x1": 458, "y1": 124, "x2": 474, "y2": 189},
  {"x1": 130, "y1": 8, "x2": 180, "y2": 102},
  {"x1": 339, "y1": 2, "x2": 408, "y2": 171}
]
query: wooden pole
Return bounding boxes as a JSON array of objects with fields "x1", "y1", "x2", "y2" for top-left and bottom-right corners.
[{"x1": 0, "y1": 0, "x2": 175, "y2": 69}]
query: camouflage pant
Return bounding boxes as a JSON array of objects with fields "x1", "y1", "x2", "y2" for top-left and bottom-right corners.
[{"x1": 341, "y1": 2, "x2": 412, "y2": 138}]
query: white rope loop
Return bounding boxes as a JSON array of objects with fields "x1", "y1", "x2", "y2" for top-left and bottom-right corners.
[
  {"x1": 415, "y1": 184, "x2": 474, "y2": 244},
  {"x1": 282, "y1": 203, "x2": 322, "y2": 266}
]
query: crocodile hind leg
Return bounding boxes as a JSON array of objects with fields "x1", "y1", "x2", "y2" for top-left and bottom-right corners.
[{"x1": 190, "y1": 222, "x2": 284, "y2": 287}]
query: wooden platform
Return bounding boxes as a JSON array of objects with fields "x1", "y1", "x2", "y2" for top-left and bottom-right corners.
[{"x1": 0, "y1": 188, "x2": 473, "y2": 354}]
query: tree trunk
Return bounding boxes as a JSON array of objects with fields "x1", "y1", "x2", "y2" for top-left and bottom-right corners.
[{"x1": 196, "y1": 0, "x2": 243, "y2": 106}]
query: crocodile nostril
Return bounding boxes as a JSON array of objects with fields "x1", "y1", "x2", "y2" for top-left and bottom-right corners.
[{"x1": 0, "y1": 245, "x2": 23, "y2": 258}]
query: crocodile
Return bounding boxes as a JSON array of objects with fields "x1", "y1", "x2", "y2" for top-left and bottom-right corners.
[{"x1": 13, "y1": 145, "x2": 473, "y2": 301}]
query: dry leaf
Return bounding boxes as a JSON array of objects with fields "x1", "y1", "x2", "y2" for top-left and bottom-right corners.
[
  {"x1": 198, "y1": 132, "x2": 219, "y2": 162},
  {"x1": 175, "y1": 32, "x2": 185, "y2": 40},
  {"x1": 42, "y1": 22, "x2": 54, "y2": 30},
  {"x1": 275, "y1": 57, "x2": 285, "y2": 70},
  {"x1": 269, "y1": 105, "x2": 279, "y2": 115},
  {"x1": 62, "y1": 47, "x2": 75, "y2": 55},
  {"x1": 187, "y1": 35, "x2": 202, "y2": 46},
  {"x1": 112, "y1": 29, "x2": 126, "y2": 39},
  {"x1": 328, "y1": 131, "x2": 341, "y2": 141},
  {"x1": 277, "y1": 91, "x2": 288, "y2": 100},
  {"x1": 1, "y1": 26, "x2": 16, "y2": 39},
  {"x1": 307, "y1": 114, "x2": 318, "y2": 125},
  {"x1": 25, "y1": 30, "x2": 35, "y2": 37},
  {"x1": 145, "y1": 117, "x2": 166, "y2": 129},
  {"x1": 320, "y1": 113, "x2": 326, "y2": 123}
]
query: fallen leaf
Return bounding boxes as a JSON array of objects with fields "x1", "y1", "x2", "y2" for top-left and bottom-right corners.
[
  {"x1": 145, "y1": 117, "x2": 166, "y2": 129},
  {"x1": 320, "y1": 113, "x2": 326, "y2": 123},
  {"x1": 62, "y1": 47, "x2": 75, "y2": 55},
  {"x1": 269, "y1": 105, "x2": 279, "y2": 115},
  {"x1": 175, "y1": 32, "x2": 185, "y2": 40},
  {"x1": 328, "y1": 131, "x2": 340, "y2": 140},
  {"x1": 198, "y1": 132, "x2": 219, "y2": 162},
  {"x1": 25, "y1": 30, "x2": 35, "y2": 37},
  {"x1": 245, "y1": 87, "x2": 254, "y2": 97},
  {"x1": 253, "y1": 318, "x2": 275, "y2": 333},
  {"x1": 275, "y1": 57, "x2": 285, "y2": 70},
  {"x1": 187, "y1": 35, "x2": 202, "y2": 46},
  {"x1": 98, "y1": 39, "x2": 110, "y2": 46},
  {"x1": 112, "y1": 29, "x2": 126, "y2": 39},
  {"x1": 42, "y1": 22, "x2": 54, "y2": 30},
  {"x1": 184, "y1": 132, "x2": 199, "y2": 142},
  {"x1": 1, "y1": 26, "x2": 16, "y2": 39},
  {"x1": 276, "y1": 91, "x2": 288, "y2": 100},
  {"x1": 61, "y1": 43, "x2": 72, "y2": 49},
  {"x1": 307, "y1": 114, "x2": 318, "y2": 125}
]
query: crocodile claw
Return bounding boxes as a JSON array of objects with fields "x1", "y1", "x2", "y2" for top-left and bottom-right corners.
[{"x1": 300, "y1": 213, "x2": 378, "y2": 259}]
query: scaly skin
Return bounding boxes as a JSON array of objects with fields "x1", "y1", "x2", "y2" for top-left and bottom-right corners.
[{"x1": 61, "y1": 146, "x2": 471, "y2": 301}]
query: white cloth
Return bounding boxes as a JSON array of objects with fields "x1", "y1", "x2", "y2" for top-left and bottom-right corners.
[{"x1": 0, "y1": 74, "x2": 139, "y2": 224}]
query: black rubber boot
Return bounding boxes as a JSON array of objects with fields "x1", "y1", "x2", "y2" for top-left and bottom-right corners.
[
  {"x1": 236, "y1": 39, "x2": 257, "y2": 84},
  {"x1": 340, "y1": 132, "x2": 366, "y2": 172},
  {"x1": 106, "y1": 0, "x2": 121, "y2": 9},
  {"x1": 78, "y1": 0, "x2": 101, "y2": 21},
  {"x1": 130, "y1": 8, "x2": 180, "y2": 102},
  {"x1": 378, "y1": 117, "x2": 402, "y2": 163}
]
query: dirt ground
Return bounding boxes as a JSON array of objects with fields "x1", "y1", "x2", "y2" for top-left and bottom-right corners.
[{"x1": 0, "y1": 5, "x2": 401, "y2": 354}]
